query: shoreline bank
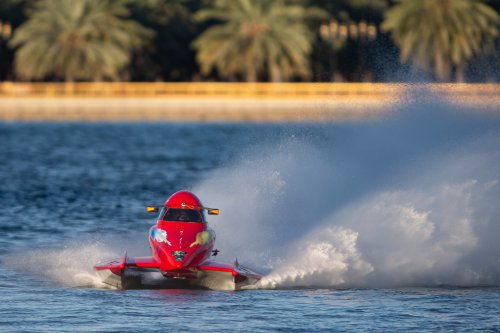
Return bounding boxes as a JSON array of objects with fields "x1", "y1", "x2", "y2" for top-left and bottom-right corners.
[
  {"x1": 1, "y1": 83, "x2": 498, "y2": 122},
  {"x1": 0, "y1": 97, "x2": 398, "y2": 122}
]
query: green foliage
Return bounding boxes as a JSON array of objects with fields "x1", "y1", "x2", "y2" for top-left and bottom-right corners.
[
  {"x1": 382, "y1": 0, "x2": 499, "y2": 82},
  {"x1": 9, "y1": 0, "x2": 154, "y2": 81},
  {"x1": 3, "y1": 0, "x2": 498, "y2": 82},
  {"x1": 192, "y1": 0, "x2": 328, "y2": 82}
]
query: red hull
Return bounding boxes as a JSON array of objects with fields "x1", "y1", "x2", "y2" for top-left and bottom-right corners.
[{"x1": 94, "y1": 191, "x2": 261, "y2": 290}]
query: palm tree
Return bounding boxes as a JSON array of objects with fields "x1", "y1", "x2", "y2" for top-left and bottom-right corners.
[
  {"x1": 9, "y1": 0, "x2": 154, "y2": 81},
  {"x1": 192, "y1": 0, "x2": 328, "y2": 82},
  {"x1": 382, "y1": 0, "x2": 499, "y2": 82}
]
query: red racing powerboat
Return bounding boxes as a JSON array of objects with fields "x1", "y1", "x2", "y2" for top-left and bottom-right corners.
[{"x1": 94, "y1": 190, "x2": 261, "y2": 290}]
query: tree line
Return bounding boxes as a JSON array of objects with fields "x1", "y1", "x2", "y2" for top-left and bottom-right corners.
[{"x1": 0, "y1": 0, "x2": 498, "y2": 83}]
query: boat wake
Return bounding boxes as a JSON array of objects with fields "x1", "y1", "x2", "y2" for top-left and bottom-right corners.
[
  {"x1": 195, "y1": 99, "x2": 500, "y2": 289},
  {"x1": 4, "y1": 241, "x2": 118, "y2": 289}
]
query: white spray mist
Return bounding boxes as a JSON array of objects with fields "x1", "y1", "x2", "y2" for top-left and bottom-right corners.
[{"x1": 195, "y1": 101, "x2": 500, "y2": 289}]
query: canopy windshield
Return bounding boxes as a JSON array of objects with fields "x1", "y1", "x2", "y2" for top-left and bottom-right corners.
[{"x1": 161, "y1": 208, "x2": 203, "y2": 222}]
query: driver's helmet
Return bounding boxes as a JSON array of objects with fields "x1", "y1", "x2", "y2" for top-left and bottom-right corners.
[
  {"x1": 164, "y1": 190, "x2": 203, "y2": 209},
  {"x1": 159, "y1": 190, "x2": 204, "y2": 222}
]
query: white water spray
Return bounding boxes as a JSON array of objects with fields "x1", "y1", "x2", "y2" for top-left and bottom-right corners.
[
  {"x1": 5, "y1": 241, "x2": 117, "y2": 288},
  {"x1": 195, "y1": 101, "x2": 500, "y2": 289}
]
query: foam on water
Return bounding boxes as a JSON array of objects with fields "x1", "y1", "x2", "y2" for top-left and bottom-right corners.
[
  {"x1": 5, "y1": 241, "x2": 118, "y2": 288},
  {"x1": 195, "y1": 99, "x2": 500, "y2": 289}
]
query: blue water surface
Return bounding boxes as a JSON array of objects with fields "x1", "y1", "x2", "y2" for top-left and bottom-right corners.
[{"x1": 1, "y1": 122, "x2": 499, "y2": 332}]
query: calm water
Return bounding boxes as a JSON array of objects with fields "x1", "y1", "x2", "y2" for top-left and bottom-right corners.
[{"x1": 1, "y1": 118, "x2": 499, "y2": 332}]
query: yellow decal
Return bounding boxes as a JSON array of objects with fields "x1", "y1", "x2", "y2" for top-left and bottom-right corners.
[{"x1": 190, "y1": 231, "x2": 212, "y2": 247}]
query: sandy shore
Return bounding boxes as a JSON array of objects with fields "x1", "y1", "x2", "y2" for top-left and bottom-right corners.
[
  {"x1": 1, "y1": 82, "x2": 498, "y2": 122},
  {"x1": 0, "y1": 97, "x2": 401, "y2": 122}
]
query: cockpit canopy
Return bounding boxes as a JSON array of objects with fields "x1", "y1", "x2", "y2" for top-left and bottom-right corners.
[{"x1": 159, "y1": 208, "x2": 204, "y2": 223}]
